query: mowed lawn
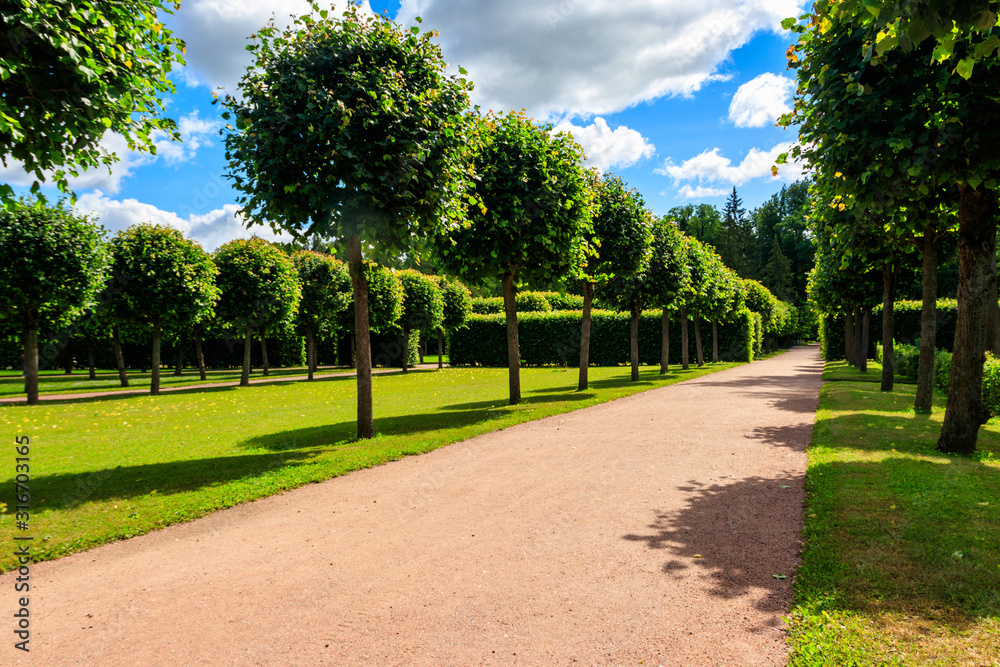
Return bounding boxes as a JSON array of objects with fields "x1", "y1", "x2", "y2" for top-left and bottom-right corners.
[
  {"x1": 789, "y1": 362, "x2": 1000, "y2": 665},
  {"x1": 0, "y1": 365, "x2": 360, "y2": 398},
  {"x1": 0, "y1": 361, "x2": 740, "y2": 572}
]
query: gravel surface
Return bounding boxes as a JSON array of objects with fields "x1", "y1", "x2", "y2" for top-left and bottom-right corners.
[{"x1": 3, "y1": 345, "x2": 823, "y2": 666}]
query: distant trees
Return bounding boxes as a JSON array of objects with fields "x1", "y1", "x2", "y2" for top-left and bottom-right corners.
[
  {"x1": 0, "y1": 201, "x2": 108, "y2": 403},
  {"x1": 396, "y1": 270, "x2": 444, "y2": 372},
  {"x1": 435, "y1": 111, "x2": 591, "y2": 404},
  {"x1": 107, "y1": 224, "x2": 219, "y2": 395},
  {"x1": 214, "y1": 238, "x2": 300, "y2": 387},
  {"x1": 577, "y1": 173, "x2": 651, "y2": 390},
  {"x1": 435, "y1": 277, "x2": 472, "y2": 369},
  {"x1": 293, "y1": 251, "x2": 351, "y2": 381}
]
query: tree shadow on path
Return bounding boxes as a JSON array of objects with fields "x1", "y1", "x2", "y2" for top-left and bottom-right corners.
[{"x1": 623, "y1": 474, "x2": 804, "y2": 629}]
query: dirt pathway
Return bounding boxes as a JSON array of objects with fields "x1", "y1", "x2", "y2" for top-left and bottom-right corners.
[{"x1": 4, "y1": 346, "x2": 823, "y2": 666}]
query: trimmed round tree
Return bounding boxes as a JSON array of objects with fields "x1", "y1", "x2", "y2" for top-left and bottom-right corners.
[
  {"x1": 221, "y1": 4, "x2": 473, "y2": 438},
  {"x1": 108, "y1": 224, "x2": 219, "y2": 395},
  {"x1": 214, "y1": 238, "x2": 300, "y2": 387},
  {"x1": 435, "y1": 110, "x2": 591, "y2": 404},
  {"x1": 435, "y1": 276, "x2": 472, "y2": 369},
  {"x1": 396, "y1": 270, "x2": 443, "y2": 372},
  {"x1": 577, "y1": 172, "x2": 651, "y2": 390},
  {"x1": 293, "y1": 251, "x2": 351, "y2": 380},
  {"x1": 645, "y1": 218, "x2": 691, "y2": 373},
  {"x1": 0, "y1": 201, "x2": 108, "y2": 404},
  {"x1": 337, "y1": 262, "x2": 404, "y2": 368}
]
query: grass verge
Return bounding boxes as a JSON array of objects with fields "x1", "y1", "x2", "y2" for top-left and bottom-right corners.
[
  {"x1": 0, "y1": 360, "x2": 745, "y2": 572},
  {"x1": 788, "y1": 362, "x2": 1000, "y2": 666}
]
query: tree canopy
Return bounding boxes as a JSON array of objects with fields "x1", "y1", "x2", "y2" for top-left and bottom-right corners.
[
  {"x1": 0, "y1": 199, "x2": 108, "y2": 403},
  {"x1": 0, "y1": 0, "x2": 186, "y2": 205}
]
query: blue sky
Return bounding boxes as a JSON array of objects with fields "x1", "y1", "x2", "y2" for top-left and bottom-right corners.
[{"x1": 3, "y1": 0, "x2": 808, "y2": 250}]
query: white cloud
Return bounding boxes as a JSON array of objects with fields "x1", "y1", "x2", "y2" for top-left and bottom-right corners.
[
  {"x1": 657, "y1": 142, "x2": 804, "y2": 186},
  {"x1": 74, "y1": 193, "x2": 293, "y2": 251},
  {"x1": 552, "y1": 118, "x2": 654, "y2": 172},
  {"x1": 677, "y1": 185, "x2": 729, "y2": 199},
  {"x1": 396, "y1": 0, "x2": 804, "y2": 119},
  {"x1": 728, "y1": 73, "x2": 795, "y2": 128},
  {"x1": 0, "y1": 111, "x2": 220, "y2": 195},
  {"x1": 171, "y1": 0, "x2": 372, "y2": 94}
]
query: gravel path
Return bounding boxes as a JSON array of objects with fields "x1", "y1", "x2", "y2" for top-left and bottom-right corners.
[{"x1": 4, "y1": 346, "x2": 823, "y2": 666}]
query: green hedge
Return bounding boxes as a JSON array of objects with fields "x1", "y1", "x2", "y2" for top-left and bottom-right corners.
[
  {"x1": 821, "y1": 300, "x2": 967, "y2": 362},
  {"x1": 450, "y1": 309, "x2": 756, "y2": 367},
  {"x1": 470, "y1": 291, "x2": 586, "y2": 314}
]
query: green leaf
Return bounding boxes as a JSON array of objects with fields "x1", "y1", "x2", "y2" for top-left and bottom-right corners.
[{"x1": 955, "y1": 58, "x2": 975, "y2": 80}]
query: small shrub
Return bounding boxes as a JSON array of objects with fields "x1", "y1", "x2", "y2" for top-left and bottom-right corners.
[
  {"x1": 983, "y1": 353, "x2": 1000, "y2": 417},
  {"x1": 469, "y1": 296, "x2": 503, "y2": 314},
  {"x1": 934, "y1": 349, "x2": 952, "y2": 391},
  {"x1": 544, "y1": 292, "x2": 585, "y2": 310},
  {"x1": 515, "y1": 292, "x2": 552, "y2": 312}
]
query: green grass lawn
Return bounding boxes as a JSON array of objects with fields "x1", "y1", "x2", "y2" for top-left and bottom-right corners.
[
  {"x1": 0, "y1": 365, "x2": 367, "y2": 398},
  {"x1": 788, "y1": 362, "x2": 1000, "y2": 665},
  {"x1": 0, "y1": 360, "x2": 742, "y2": 571}
]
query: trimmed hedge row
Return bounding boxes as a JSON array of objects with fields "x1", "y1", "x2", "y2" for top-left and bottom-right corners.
[
  {"x1": 450, "y1": 309, "x2": 756, "y2": 367},
  {"x1": 469, "y1": 291, "x2": 586, "y2": 314},
  {"x1": 821, "y1": 300, "x2": 963, "y2": 361}
]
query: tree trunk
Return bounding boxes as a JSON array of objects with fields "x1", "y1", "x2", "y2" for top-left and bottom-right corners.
[
  {"x1": 173, "y1": 337, "x2": 184, "y2": 376},
  {"x1": 681, "y1": 306, "x2": 690, "y2": 370},
  {"x1": 260, "y1": 331, "x2": 269, "y2": 377},
  {"x1": 150, "y1": 321, "x2": 162, "y2": 395},
  {"x1": 438, "y1": 330, "x2": 444, "y2": 370},
  {"x1": 87, "y1": 339, "x2": 96, "y2": 380},
  {"x1": 578, "y1": 280, "x2": 593, "y2": 390},
  {"x1": 501, "y1": 271, "x2": 521, "y2": 405},
  {"x1": 401, "y1": 325, "x2": 410, "y2": 373},
  {"x1": 915, "y1": 232, "x2": 939, "y2": 414},
  {"x1": 348, "y1": 233, "x2": 375, "y2": 439},
  {"x1": 712, "y1": 320, "x2": 719, "y2": 363},
  {"x1": 307, "y1": 329, "x2": 317, "y2": 381},
  {"x1": 860, "y1": 307, "x2": 870, "y2": 374},
  {"x1": 845, "y1": 311, "x2": 855, "y2": 365},
  {"x1": 987, "y1": 234, "x2": 1000, "y2": 354},
  {"x1": 881, "y1": 262, "x2": 897, "y2": 392},
  {"x1": 195, "y1": 337, "x2": 207, "y2": 382},
  {"x1": 240, "y1": 325, "x2": 252, "y2": 387},
  {"x1": 630, "y1": 303, "x2": 641, "y2": 382},
  {"x1": 112, "y1": 326, "x2": 129, "y2": 387},
  {"x1": 938, "y1": 186, "x2": 998, "y2": 455},
  {"x1": 659, "y1": 309, "x2": 670, "y2": 374},
  {"x1": 694, "y1": 313, "x2": 704, "y2": 367},
  {"x1": 349, "y1": 332, "x2": 357, "y2": 369},
  {"x1": 22, "y1": 310, "x2": 39, "y2": 405},
  {"x1": 62, "y1": 336, "x2": 73, "y2": 374},
  {"x1": 854, "y1": 304, "x2": 864, "y2": 369}
]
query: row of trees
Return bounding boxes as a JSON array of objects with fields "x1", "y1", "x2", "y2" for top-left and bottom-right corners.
[
  {"x1": 670, "y1": 183, "x2": 815, "y2": 304},
  {"x1": 1, "y1": 3, "x2": 799, "y2": 439},
  {"x1": 0, "y1": 207, "x2": 475, "y2": 405},
  {"x1": 217, "y1": 4, "x2": 799, "y2": 438},
  {"x1": 782, "y1": 1, "x2": 1000, "y2": 454}
]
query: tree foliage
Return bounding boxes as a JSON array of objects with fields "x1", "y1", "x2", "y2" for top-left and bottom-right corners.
[
  {"x1": 0, "y1": 199, "x2": 108, "y2": 403},
  {"x1": 214, "y1": 238, "x2": 300, "y2": 386},
  {"x1": 0, "y1": 0, "x2": 186, "y2": 204}
]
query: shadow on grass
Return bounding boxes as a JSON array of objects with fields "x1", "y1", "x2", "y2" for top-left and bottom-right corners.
[
  {"x1": 797, "y1": 451, "x2": 1000, "y2": 623},
  {"x1": 0, "y1": 448, "x2": 330, "y2": 513},
  {"x1": 623, "y1": 474, "x2": 803, "y2": 625}
]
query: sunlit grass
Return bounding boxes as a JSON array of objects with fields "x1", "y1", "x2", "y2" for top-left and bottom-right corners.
[{"x1": 788, "y1": 366, "x2": 1000, "y2": 665}]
